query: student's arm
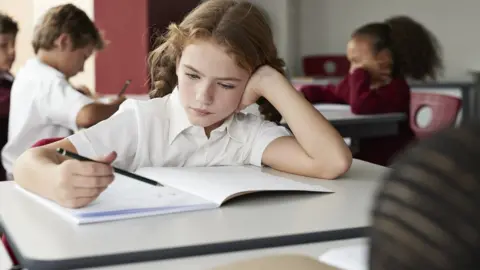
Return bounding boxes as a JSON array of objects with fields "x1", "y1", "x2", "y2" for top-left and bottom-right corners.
[
  {"x1": 300, "y1": 78, "x2": 349, "y2": 104},
  {"x1": 74, "y1": 84, "x2": 96, "y2": 98},
  {"x1": 41, "y1": 79, "x2": 125, "y2": 130},
  {"x1": 14, "y1": 103, "x2": 140, "y2": 208},
  {"x1": 242, "y1": 66, "x2": 352, "y2": 179},
  {"x1": 347, "y1": 68, "x2": 405, "y2": 114},
  {"x1": 76, "y1": 97, "x2": 126, "y2": 128},
  {"x1": 14, "y1": 139, "x2": 116, "y2": 208}
]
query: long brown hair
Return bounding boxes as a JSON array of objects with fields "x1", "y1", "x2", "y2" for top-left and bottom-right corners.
[
  {"x1": 148, "y1": 0, "x2": 285, "y2": 123},
  {"x1": 353, "y1": 16, "x2": 443, "y2": 80}
]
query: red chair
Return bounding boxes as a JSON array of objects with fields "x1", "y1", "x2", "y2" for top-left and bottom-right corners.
[
  {"x1": 410, "y1": 92, "x2": 462, "y2": 139},
  {"x1": 31, "y1": 137, "x2": 64, "y2": 148},
  {"x1": 303, "y1": 55, "x2": 349, "y2": 77}
]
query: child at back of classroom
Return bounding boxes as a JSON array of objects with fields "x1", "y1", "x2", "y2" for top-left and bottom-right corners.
[
  {"x1": 0, "y1": 13, "x2": 18, "y2": 180},
  {"x1": 1, "y1": 4, "x2": 126, "y2": 179},
  {"x1": 300, "y1": 16, "x2": 443, "y2": 166},
  {"x1": 13, "y1": 0, "x2": 352, "y2": 209}
]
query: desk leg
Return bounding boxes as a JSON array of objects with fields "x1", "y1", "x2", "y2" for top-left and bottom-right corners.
[
  {"x1": 461, "y1": 86, "x2": 471, "y2": 123},
  {"x1": 470, "y1": 73, "x2": 480, "y2": 122}
]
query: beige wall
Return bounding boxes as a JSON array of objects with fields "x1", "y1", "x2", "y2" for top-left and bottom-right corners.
[
  {"x1": 298, "y1": 0, "x2": 480, "y2": 80},
  {"x1": 244, "y1": 0, "x2": 301, "y2": 76},
  {"x1": 0, "y1": 0, "x2": 95, "y2": 88},
  {"x1": 0, "y1": 0, "x2": 35, "y2": 75}
]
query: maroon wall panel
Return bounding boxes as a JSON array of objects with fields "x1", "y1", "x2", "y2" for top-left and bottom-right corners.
[
  {"x1": 94, "y1": 0, "x2": 201, "y2": 95},
  {"x1": 94, "y1": 0, "x2": 149, "y2": 95},
  {"x1": 148, "y1": 0, "x2": 201, "y2": 50}
]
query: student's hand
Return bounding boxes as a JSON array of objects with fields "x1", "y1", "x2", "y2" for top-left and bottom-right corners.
[
  {"x1": 75, "y1": 85, "x2": 97, "y2": 98},
  {"x1": 53, "y1": 151, "x2": 117, "y2": 208},
  {"x1": 238, "y1": 65, "x2": 286, "y2": 111},
  {"x1": 111, "y1": 95, "x2": 127, "y2": 105},
  {"x1": 376, "y1": 59, "x2": 392, "y2": 84}
]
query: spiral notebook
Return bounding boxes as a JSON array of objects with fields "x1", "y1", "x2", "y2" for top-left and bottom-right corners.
[{"x1": 17, "y1": 166, "x2": 332, "y2": 224}]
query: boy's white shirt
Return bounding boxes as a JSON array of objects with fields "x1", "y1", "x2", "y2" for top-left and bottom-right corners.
[
  {"x1": 1, "y1": 58, "x2": 95, "y2": 178},
  {"x1": 68, "y1": 88, "x2": 292, "y2": 171}
]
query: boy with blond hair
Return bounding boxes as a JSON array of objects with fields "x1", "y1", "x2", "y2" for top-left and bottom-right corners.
[{"x1": 1, "y1": 4, "x2": 125, "y2": 179}]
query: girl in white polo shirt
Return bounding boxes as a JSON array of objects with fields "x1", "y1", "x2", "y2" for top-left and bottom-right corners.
[{"x1": 13, "y1": 0, "x2": 352, "y2": 208}]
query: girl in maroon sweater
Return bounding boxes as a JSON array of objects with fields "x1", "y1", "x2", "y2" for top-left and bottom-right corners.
[
  {"x1": 0, "y1": 13, "x2": 17, "y2": 180},
  {"x1": 302, "y1": 16, "x2": 443, "y2": 166}
]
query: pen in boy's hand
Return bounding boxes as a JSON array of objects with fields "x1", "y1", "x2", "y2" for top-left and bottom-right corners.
[
  {"x1": 56, "y1": 148, "x2": 163, "y2": 187},
  {"x1": 118, "y1": 79, "x2": 131, "y2": 97}
]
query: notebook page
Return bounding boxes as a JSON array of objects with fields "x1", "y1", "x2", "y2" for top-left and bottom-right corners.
[
  {"x1": 318, "y1": 242, "x2": 368, "y2": 270},
  {"x1": 16, "y1": 173, "x2": 216, "y2": 224},
  {"x1": 136, "y1": 166, "x2": 332, "y2": 205}
]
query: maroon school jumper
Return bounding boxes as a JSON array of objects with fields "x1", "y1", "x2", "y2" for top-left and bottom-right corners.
[
  {"x1": 301, "y1": 68, "x2": 414, "y2": 166},
  {"x1": 0, "y1": 72, "x2": 13, "y2": 180}
]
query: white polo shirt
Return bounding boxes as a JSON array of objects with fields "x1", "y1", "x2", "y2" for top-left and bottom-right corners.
[
  {"x1": 1, "y1": 58, "x2": 94, "y2": 178},
  {"x1": 68, "y1": 89, "x2": 291, "y2": 171}
]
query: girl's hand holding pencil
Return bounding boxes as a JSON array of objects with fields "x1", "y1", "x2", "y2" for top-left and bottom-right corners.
[{"x1": 54, "y1": 151, "x2": 117, "y2": 208}]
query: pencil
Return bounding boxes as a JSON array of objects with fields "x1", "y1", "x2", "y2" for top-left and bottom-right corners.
[
  {"x1": 56, "y1": 148, "x2": 163, "y2": 187},
  {"x1": 118, "y1": 79, "x2": 131, "y2": 97}
]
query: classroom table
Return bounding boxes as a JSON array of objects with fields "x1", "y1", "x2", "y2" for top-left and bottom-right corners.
[
  {"x1": 282, "y1": 104, "x2": 406, "y2": 139},
  {"x1": 315, "y1": 104, "x2": 406, "y2": 138},
  {"x1": 0, "y1": 160, "x2": 387, "y2": 270},
  {"x1": 86, "y1": 238, "x2": 366, "y2": 269}
]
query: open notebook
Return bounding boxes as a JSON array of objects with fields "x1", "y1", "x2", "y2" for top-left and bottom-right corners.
[
  {"x1": 318, "y1": 242, "x2": 368, "y2": 270},
  {"x1": 17, "y1": 166, "x2": 332, "y2": 224}
]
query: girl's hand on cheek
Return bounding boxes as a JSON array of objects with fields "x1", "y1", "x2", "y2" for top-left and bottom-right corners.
[{"x1": 237, "y1": 65, "x2": 284, "y2": 111}]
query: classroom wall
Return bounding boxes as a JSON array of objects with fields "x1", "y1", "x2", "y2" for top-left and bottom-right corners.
[
  {"x1": 298, "y1": 0, "x2": 480, "y2": 81},
  {"x1": 0, "y1": 0, "x2": 95, "y2": 89},
  {"x1": 243, "y1": 0, "x2": 301, "y2": 76},
  {"x1": 0, "y1": 0, "x2": 35, "y2": 75},
  {"x1": 94, "y1": 0, "x2": 150, "y2": 95}
]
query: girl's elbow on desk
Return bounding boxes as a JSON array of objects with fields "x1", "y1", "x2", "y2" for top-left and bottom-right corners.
[
  {"x1": 291, "y1": 153, "x2": 352, "y2": 180},
  {"x1": 264, "y1": 139, "x2": 352, "y2": 180},
  {"x1": 312, "y1": 149, "x2": 352, "y2": 180}
]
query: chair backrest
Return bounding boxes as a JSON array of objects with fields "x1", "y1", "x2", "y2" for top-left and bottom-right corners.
[
  {"x1": 410, "y1": 92, "x2": 462, "y2": 139},
  {"x1": 303, "y1": 55, "x2": 349, "y2": 77},
  {"x1": 31, "y1": 137, "x2": 64, "y2": 148},
  {"x1": 1, "y1": 234, "x2": 17, "y2": 266}
]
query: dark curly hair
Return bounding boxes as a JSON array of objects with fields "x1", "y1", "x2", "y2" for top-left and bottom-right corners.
[
  {"x1": 148, "y1": 0, "x2": 284, "y2": 123},
  {"x1": 0, "y1": 13, "x2": 18, "y2": 35},
  {"x1": 352, "y1": 15, "x2": 443, "y2": 80}
]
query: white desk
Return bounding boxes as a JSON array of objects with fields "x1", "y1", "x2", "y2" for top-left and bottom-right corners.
[
  {"x1": 87, "y1": 238, "x2": 366, "y2": 270},
  {"x1": 281, "y1": 104, "x2": 406, "y2": 138},
  {"x1": 0, "y1": 233, "x2": 13, "y2": 270},
  {"x1": 312, "y1": 104, "x2": 405, "y2": 138},
  {"x1": 314, "y1": 104, "x2": 406, "y2": 124},
  {"x1": 0, "y1": 160, "x2": 387, "y2": 270}
]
